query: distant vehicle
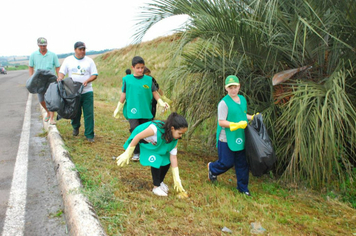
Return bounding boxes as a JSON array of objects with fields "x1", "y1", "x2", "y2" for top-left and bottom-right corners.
[{"x1": 0, "y1": 67, "x2": 7, "y2": 74}]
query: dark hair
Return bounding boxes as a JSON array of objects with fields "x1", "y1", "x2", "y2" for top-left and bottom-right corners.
[
  {"x1": 132, "y1": 56, "x2": 145, "y2": 67},
  {"x1": 156, "y1": 112, "x2": 188, "y2": 143},
  {"x1": 143, "y1": 66, "x2": 151, "y2": 75},
  {"x1": 125, "y1": 69, "x2": 131, "y2": 75}
]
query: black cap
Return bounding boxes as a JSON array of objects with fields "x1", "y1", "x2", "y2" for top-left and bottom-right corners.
[{"x1": 74, "y1": 41, "x2": 86, "y2": 49}]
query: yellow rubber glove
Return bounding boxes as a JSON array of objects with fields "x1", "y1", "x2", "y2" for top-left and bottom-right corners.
[
  {"x1": 113, "y1": 101, "x2": 125, "y2": 118},
  {"x1": 251, "y1": 112, "x2": 260, "y2": 121},
  {"x1": 116, "y1": 146, "x2": 135, "y2": 167},
  {"x1": 161, "y1": 95, "x2": 172, "y2": 105},
  {"x1": 229, "y1": 121, "x2": 248, "y2": 131},
  {"x1": 171, "y1": 167, "x2": 185, "y2": 193},
  {"x1": 157, "y1": 98, "x2": 170, "y2": 112}
]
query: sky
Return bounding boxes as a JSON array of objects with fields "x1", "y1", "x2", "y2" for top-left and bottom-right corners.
[{"x1": 0, "y1": 0, "x2": 189, "y2": 57}]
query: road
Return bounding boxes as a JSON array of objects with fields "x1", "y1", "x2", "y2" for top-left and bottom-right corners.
[{"x1": 0, "y1": 70, "x2": 67, "y2": 235}]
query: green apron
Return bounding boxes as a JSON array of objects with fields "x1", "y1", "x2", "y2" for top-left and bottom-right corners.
[
  {"x1": 123, "y1": 121, "x2": 178, "y2": 168},
  {"x1": 123, "y1": 74, "x2": 153, "y2": 119},
  {"x1": 216, "y1": 94, "x2": 248, "y2": 151}
]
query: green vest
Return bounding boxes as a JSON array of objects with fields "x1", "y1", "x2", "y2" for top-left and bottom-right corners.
[
  {"x1": 216, "y1": 94, "x2": 248, "y2": 151},
  {"x1": 123, "y1": 74, "x2": 153, "y2": 119},
  {"x1": 123, "y1": 121, "x2": 178, "y2": 168}
]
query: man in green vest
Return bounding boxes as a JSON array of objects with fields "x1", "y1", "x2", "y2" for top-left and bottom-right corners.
[
  {"x1": 208, "y1": 75, "x2": 257, "y2": 196},
  {"x1": 114, "y1": 56, "x2": 170, "y2": 161}
]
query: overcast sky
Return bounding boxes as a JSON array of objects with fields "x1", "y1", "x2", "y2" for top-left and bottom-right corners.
[{"x1": 0, "y1": 0, "x2": 189, "y2": 57}]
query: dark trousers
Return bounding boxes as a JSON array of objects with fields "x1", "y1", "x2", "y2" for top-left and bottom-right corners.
[
  {"x1": 151, "y1": 164, "x2": 170, "y2": 187},
  {"x1": 210, "y1": 141, "x2": 249, "y2": 192},
  {"x1": 128, "y1": 119, "x2": 150, "y2": 154},
  {"x1": 71, "y1": 92, "x2": 94, "y2": 139}
]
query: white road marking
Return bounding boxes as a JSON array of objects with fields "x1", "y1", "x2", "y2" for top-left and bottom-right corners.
[{"x1": 1, "y1": 93, "x2": 32, "y2": 236}]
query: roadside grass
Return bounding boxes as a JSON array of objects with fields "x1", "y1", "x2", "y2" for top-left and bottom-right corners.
[{"x1": 55, "y1": 100, "x2": 356, "y2": 235}]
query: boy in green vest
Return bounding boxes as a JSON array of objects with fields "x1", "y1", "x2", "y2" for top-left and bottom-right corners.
[
  {"x1": 115, "y1": 112, "x2": 188, "y2": 197},
  {"x1": 114, "y1": 56, "x2": 170, "y2": 161},
  {"x1": 208, "y1": 75, "x2": 256, "y2": 196}
]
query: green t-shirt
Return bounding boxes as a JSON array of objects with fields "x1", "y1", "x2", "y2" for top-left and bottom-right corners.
[
  {"x1": 123, "y1": 74, "x2": 153, "y2": 119},
  {"x1": 216, "y1": 94, "x2": 248, "y2": 151},
  {"x1": 123, "y1": 121, "x2": 178, "y2": 168},
  {"x1": 29, "y1": 50, "x2": 60, "y2": 75}
]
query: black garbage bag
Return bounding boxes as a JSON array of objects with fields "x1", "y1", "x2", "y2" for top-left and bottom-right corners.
[
  {"x1": 56, "y1": 77, "x2": 83, "y2": 120},
  {"x1": 44, "y1": 82, "x2": 63, "y2": 112},
  {"x1": 245, "y1": 114, "x2": 276, "y2": 176},
  {"x1": 26, "y1": 69, "x2": 57, "y2": 94}
]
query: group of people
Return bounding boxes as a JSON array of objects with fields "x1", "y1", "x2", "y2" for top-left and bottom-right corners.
[
  {"x1": 29, "y1": 37, "x2": 98, "y2": 142},
  {"x1": 29, "y1": 37, "x2": 256, "y2": 198},
  {"x1": 114, "y1": 57, "x2": 256, "y2": 197}
]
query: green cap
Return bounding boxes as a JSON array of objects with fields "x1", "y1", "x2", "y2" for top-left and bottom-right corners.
[{"x1": 225, "y1": 75, "x2": 240, "y2": 88}]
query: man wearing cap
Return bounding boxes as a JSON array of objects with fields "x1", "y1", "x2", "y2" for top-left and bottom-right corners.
[
  {"x1": 29, "y1": 37, "x2": 60, "y2": 125},
  {"x1": 207, "y1": 75, "x2": 257, "y2": 196},
  {"x1": 57, "y1": 42, "x2": 98, "y2": 142}
]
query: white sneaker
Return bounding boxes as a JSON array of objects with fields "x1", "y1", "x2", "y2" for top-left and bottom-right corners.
[
  {"x1": 131, "y1": 154, "x2": 140, "y2": 161},
  {"x1": 152, "y1": 187, "x2": 168, "y2": 196},
  {"x1": 160, "y1": 182, "x2": 169, "y2": 194}
]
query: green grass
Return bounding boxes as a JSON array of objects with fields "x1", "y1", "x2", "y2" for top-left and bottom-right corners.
[{"x1": 55, "y1": 36, "x2": 356, "y2": 235}]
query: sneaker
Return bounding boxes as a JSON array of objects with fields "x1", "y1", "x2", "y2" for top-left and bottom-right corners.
[
  {"x1": 73, "y1": 129, "x2": 79, "y2": 136},
  {"x1": 152, "y1": 187, "x2": 168, "y2": 196},
  {"x1": 87, "y1": 138, "x2": 94, "y2": 143},
  {"x1": 131, "y1": 154, "x2": 140, "y2": 161},
  {"x1": 207, "y1": 162, "x2": 217, "y2": 182},
  {"x1": 240, "y1": 191, "x2": 252, "y2": 197},
  {"x1": 160, "y1": 182, "x2": 169, "y2": 194}
]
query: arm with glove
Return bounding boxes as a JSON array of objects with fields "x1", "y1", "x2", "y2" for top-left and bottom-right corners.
[
  {"x1": 153, "y1": 91, "x2": 170, "y2": 112},
  {"x1": 170, "y1": 154, "x2": 188, "y2": 198},
  {"x1": 219, "y1": 120, "x2": 248, "y2": 131},
  {"x1": 116, "y1": 126, "x2": 155, "y2": 166},
  {"x1": 113, "y1": 93, "x2": 126, "y2": 118}
]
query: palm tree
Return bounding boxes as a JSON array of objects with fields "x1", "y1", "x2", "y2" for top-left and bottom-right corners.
[{"x1": 132, "y1": 0, "x2": 356, "y2": 190}]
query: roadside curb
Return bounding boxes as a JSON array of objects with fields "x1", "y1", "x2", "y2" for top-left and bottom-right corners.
[{"x1": 41, "y1": 108, "x2": 106, "y2": 236}]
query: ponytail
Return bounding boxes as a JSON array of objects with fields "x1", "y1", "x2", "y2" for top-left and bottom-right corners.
[{"x1": 157, "y1": 112, "x2": 188, "y2": 143}]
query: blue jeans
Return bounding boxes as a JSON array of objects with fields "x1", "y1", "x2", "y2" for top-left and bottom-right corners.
[{"x1": 210, "y1": 141, "x2": 249, "y2": 192}]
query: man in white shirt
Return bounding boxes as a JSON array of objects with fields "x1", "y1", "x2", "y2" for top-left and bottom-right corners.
[{"x1": 57, "y1": 42, "x2": 98, "y2": 142}]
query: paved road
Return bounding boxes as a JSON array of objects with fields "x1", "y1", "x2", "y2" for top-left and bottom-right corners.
[{"x1": 0, "y1": 70, "x2": 67, "y2": 235}]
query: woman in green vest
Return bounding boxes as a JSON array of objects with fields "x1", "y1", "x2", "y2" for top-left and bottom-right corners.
[
  {"x1": 116, "y1": 112, "x2": 188, "y2": 197},
  {"x1": 208, "y1": 75, "x2": 257, "y2": 196}
]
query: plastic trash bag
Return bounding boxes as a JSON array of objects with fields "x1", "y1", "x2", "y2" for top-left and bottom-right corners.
[
  {"x1": 26, "y1": 69, "x2": 57, "y2": 94},
  {"x1": 245, "y1": 114, "x2": 276, "y2": 176},
  {"x1": 44, "y1": 82, "x2": 63, "y2": 112},
  {"x1": 56, "y1": 77, "x2": 83, "y2": 120}
]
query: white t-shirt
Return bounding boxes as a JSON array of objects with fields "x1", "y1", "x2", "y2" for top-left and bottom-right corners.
[
  {"x1": 145, "y1": 124, "x2": 178, "y2": 155},
  {"x1": 59, "y1": 55, "x2": 98, "y2": 94}
]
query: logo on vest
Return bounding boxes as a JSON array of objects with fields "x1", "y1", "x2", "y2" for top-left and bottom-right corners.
[
  {"x1": 236, "y1": 138, "x2": 243, "y2": 145},
  {"x1": 143, "y1": 84, "x2": 149, "y2": 89},
  {"x1": 131, "y1": 108, "x2": 137, "y2": 114},
  {"x1": 148, "y1": 155, "x2": 156, "y2": 162}
]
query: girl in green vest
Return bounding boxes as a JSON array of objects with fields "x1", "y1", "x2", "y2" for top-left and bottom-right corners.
[
  {"x1": 116, "y1": 112, "x2": 188, "y2": 198},
  {"x1": 208, "y1": 75, "x2": 257, "y2": 196}
]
